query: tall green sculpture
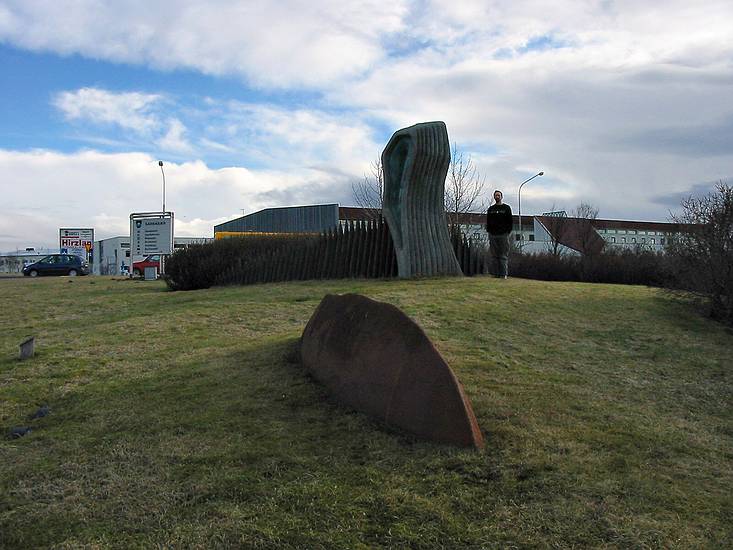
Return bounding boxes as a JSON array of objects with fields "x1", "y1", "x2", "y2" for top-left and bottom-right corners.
[{"x1": 381, "y1": 121, "x2": 462, "y2": 278}]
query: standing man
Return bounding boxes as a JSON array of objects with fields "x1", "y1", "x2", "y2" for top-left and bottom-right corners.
[{"x1": 486, "y1": 190, "x2": 513, "y2": 278}]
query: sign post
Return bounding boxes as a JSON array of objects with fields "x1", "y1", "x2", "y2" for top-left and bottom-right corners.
[
  {"x1": 130, "y1": 212, "x2": 174, "y2": 278},
  {"x1": 59, "y1": 228, "x2": 94, "y2": 262}
]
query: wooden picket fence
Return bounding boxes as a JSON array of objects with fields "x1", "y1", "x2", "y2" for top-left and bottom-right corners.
[
  {"x1": 215, "y1": 218, "x2": 398, "y2": 286},
  {"x1": 167, "y1": 217, "x2": 495, "y2": 290},
  {"x1": 216, "y1": 220, "x2": 493, "y2": 286},
  {"x1": 450, "y1": 227, "x2": 492, "y2": 277}
]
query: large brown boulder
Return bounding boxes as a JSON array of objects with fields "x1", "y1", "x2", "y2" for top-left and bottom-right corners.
[{"x1": 300, "y1": 294, "x2": 484, "y2": 449}]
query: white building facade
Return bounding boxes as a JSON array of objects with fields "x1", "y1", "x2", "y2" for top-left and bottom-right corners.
[{"x1": 93, "y1": 236, "x2": 212, "y2": 275}]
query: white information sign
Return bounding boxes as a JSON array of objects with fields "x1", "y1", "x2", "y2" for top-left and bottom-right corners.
[
  {"x1": 130, "y1": 213, "x2": 174, "y2": 256},
  {"x1": 59, "y1": 228, "x2": 94, "y2": 260}
]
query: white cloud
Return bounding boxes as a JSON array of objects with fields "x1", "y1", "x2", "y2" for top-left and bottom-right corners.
[
  {"x1": 0, "y1": 149, "x2": 355, "y2": 251},
  {"x1": 53, "y1": 87, "x2": 162, "y2": 133},
  {"x1": 213, "y1": 102, "x2": 382, "y2": 172},
  {"x1": 158, "y1": 118, "x2": 194, "y2": 154},
  {"x1": 51, "y1": 87, "x2": 382, "y2": 173},
  {"x1": 0, "y1": 0, "x2": 408, "y2": 88}
]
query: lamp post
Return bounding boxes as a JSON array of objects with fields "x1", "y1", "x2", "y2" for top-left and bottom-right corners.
[
  {"x1": 158, "y1": 160, "x2": 167, "y2": 276},
  {"x1": 159, "y1": 160, "x2": 166, "y2": 213},
  {"x1": 518, "y1": 171, "x2": 544, "y2": 247}
]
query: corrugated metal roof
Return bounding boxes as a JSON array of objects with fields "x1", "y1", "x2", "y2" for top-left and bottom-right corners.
[{"x1": 215, "y1": 204, "x2": 340, "y2": 233}]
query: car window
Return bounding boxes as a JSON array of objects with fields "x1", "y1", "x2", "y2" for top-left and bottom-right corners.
[
  {"x1": 40, "y1": 255, "x2": 53, "y2": 263},
  {"x1": 61, "y1": 255, "x2": 71, "y2": 264},
  {"x1": 46, "y1": 255, "x2": 59, "y2": 264},
  {"x1": 151, "y1": 255, "x2": 160, "y2": 261}
]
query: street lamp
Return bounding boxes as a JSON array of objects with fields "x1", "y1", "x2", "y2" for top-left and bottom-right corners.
[
  {"x1": 518, "y1": 171, "x2": 544, "y2": 246},
  {"x1": 159, "y1": 160, "x2": 166, "y2": 213},
  {"x1": 158, "y1": 160, "x2": 167, "y2": 276}
]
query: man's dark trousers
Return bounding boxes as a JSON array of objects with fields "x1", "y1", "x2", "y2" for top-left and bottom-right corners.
[{"x1": 489, "y1": 234, "x2": 510, "y2": 277}]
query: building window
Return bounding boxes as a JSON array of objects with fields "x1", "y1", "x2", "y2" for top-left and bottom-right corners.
[
  {"x1": 607, "y1": 229, "x2": 616, "y2": 233},
  {"x1": 629, "y1": 230, "x2": 637, "y2": 235},
  {"x1": 632, "y1": 238, "x2": 637, "y2": 244},
  {"x1": 516, "y1": 234, "x2": 521, "y2": 241},
  {"x1": 621, "y1": 237, "x2": 626, "y2": 243},
  {"x1": 660, "y1": 238, "x2": 665, "y2": 245},
  {"x1": 611, "y1": 237, "x2": 616, "y2": 243},
  {"x1": 529, "y1": 234, "x2": 535, "y2": 241},
  {"x1": 641, "y1": 237, "x2": 646, "y2": 243},
  {"x1": 651, "y1": 238, "x2": 656, "y2": 244}
]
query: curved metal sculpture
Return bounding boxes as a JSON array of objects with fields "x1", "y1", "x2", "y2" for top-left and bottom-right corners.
[{"x1": 381, "y1": 121, "x2": 462, "y2": 278}]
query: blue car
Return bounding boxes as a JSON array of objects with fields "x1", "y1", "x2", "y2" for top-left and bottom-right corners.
[{"x1": 23, "y1": 254, "x2": 90, "y2": 277}]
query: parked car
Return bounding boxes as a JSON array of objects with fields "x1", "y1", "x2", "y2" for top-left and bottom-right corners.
[
  {"x1": 22, "y1": 254, "x2": 90, "y2": 277},
  {"x1": 132, "y1": 255, "x2": 160, "y2": 277}
]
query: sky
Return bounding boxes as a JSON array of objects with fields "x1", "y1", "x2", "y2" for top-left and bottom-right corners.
[{"x1": 1, "y1": 0, "x2": 732, "y2": 251}]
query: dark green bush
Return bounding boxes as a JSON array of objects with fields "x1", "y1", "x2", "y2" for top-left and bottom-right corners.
[
  {"x1": 164, "y1": 235, "x2": 309, "y2": 291},
  {"x1": 509, "y1": 248, "x2": 669, "y2": 286}
]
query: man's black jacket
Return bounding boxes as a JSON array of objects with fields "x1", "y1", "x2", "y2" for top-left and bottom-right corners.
[{"x1": 486, "y1": 203, "x2": 513, "y2": 235}]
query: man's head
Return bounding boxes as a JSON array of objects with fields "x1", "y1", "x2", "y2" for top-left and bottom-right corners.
[{"x1": 493, "y1": 190, "x2": 503, "y2": 204}]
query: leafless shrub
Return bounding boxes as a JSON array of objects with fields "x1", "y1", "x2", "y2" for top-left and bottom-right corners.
[{"x1": 666, "y1": 182, "x2": 733, "y2": 324}]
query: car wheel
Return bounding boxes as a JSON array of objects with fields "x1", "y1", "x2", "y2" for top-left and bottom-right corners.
[
  {"x1": 29, "y1": 270, "x2": 38, "y2": 277},
  {"x1": 68, "y1": 269, "x2": 78, "y2": 276},
  {"x1": 133, "y1": 269, "x2": 142, "y2": 277}
]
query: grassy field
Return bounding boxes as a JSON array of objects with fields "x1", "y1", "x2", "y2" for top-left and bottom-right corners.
[{"x1": 0, "y1": 275, "x2": 731, "y2": 548}]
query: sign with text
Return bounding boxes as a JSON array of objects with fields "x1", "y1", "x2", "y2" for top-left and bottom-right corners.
[
  {"x1": 130, "y1": 212, "x2": 174, "y2": 256},
  {"x1": 59, "y1": 228, "x2": 94, "y2": 260}
]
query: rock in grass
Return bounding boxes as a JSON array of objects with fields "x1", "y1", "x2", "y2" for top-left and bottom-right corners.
[
  {"x1": 9, "y1": 426, "x2": 32, "y2": 439},
  {"x1": 301, "y1": 293, "x2": 484, "y2": 449},
  {"x1": 30, "y1": 405, "x2": 50, "y2": 419},
  {"x1": 19, "y1": 336, "x2": 35, "y2": 360}
]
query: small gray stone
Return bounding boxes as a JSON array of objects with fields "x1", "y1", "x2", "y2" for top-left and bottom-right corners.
[
  {"x1": 9, "y1": 426, "x2": 32, "y2": 439},
  {"x1": 30, "y1": 405, "x2": 50, "y2": 419},
  {"x1": 19, "y1": 337, "x2": 35, "y2": 360}
]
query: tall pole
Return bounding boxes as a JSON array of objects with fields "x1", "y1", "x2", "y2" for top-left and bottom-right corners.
[
  {"x1": 159, "y1": 160, "x2": 166, "y2": 213},
  {"x1": 159, "y1": 160, "x2": 166, "y2": 276},
  {"x1": 518, "y1": 171, "x2": 544, "y2": 248}
]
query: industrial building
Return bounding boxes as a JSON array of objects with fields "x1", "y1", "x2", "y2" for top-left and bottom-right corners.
[{"x1": 215, "y1": 204, "x2": 682, "y2": 255}]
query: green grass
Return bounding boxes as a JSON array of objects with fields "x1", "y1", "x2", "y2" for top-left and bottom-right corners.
[{"x1": 1, "y1": 275, "x2": 731, "y2": 548}]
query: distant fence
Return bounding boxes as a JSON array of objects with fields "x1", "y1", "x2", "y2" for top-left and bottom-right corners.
[
  {"x1": 165, "y1": 219, "x2": 494, "y2": 290},
  {"x1": 218, "y1": 218, "x2": 398, "y2": 286},
  {"x1": 451, "y1": 227, "x2": 491, "y2": 277}
]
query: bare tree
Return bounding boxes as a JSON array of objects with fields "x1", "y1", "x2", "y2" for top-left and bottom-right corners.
[
  {"x1": 540, "y1": 206, "x2": 570, "y2": 256},
  {"x1": 540, "y1": 203, "x2": 601, "y2": 256},
  {"x1": 352, "y1": 145, "x2": 486, "y2": 227},
  {"x1": 572, "y1": 202, "x2": 602, "y2": 256},
  {"x1": 351, "y1": 158, "x2": 384, "y2": 217},
  {"x1": 444, "y1": 144, "x2": 486, "y2": 227},
  {"x1": 667, "y1": 182, "x2": 733, "y2": 324}
]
